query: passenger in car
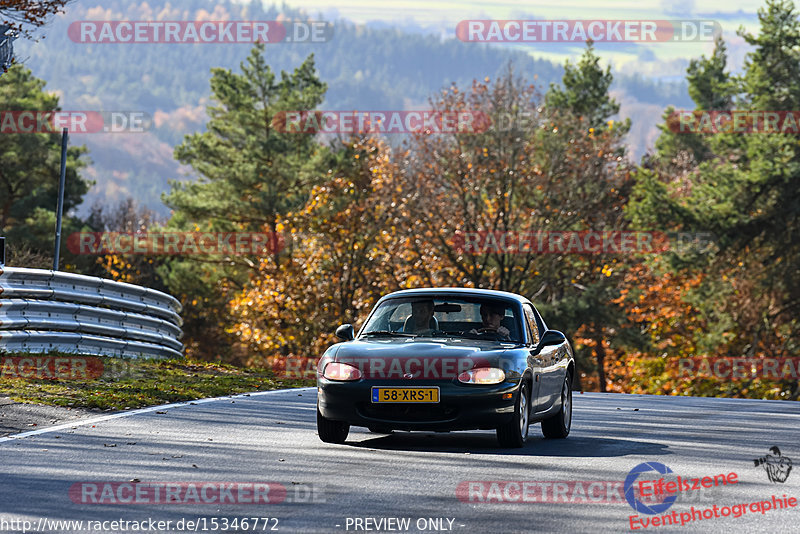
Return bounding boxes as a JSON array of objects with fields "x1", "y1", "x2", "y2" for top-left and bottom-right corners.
[{"x1": 403, "y1": 299, "x2": 438, "y2": 334}]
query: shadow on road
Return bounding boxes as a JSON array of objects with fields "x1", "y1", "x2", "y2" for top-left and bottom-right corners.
[{"x1": 345, "y1": 431, "x2": 670, "y2": 457}]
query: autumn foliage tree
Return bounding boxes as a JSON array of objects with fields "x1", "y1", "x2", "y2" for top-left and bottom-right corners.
[
  {"x1": 161, "y1": 44, "x2": 330, "y2": 361},
  {"x1": 623, "y1": 0, "x2": 800, "y2": 400},
  {"x1": 158, "y1": 4, "x2": 800, "y2": 401},
  {"x1": 1, "y1": 0, "x2": 73, "y2": 37},
  {"x1": 392, "y1": 48, "x2": 634, "y2": 391},
  {"x1": 223, "y1": 50, "x2": 636, "y2": 390},
  {"x1": 227, "y1": 137, "x2": 407, "y2": 367}
]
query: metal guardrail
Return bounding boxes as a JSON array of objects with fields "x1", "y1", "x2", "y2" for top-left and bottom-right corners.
[{"x1": 0, "y1": 267, "x2": 183, "y2": 359}]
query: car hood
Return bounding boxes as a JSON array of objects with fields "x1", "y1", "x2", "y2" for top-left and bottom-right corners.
[{"x1": 329, "y1": 338, "x2": 518, "y2": 380}]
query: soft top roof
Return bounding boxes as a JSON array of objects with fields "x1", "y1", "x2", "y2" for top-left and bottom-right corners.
[{"x1": 377, "y1": 287, "x2": 532, "y2": 306}]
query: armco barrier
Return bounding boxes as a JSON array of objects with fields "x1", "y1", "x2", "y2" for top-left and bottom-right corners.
[{"x1": 0, "y1": 267, "x2": 182, "y2": 359}]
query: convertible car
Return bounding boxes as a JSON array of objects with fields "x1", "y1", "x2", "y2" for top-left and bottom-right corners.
[{"x1": 315, "y1": 288, "x2": 575, "y2": 448}]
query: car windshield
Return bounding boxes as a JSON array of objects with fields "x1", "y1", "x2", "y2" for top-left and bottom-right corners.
[{"x1": 360, "y1": 296, "x2": 522, "y2": 343}]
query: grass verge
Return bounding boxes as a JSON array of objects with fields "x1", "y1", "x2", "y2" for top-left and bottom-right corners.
[{"x1": 0, "y1": 354, "x2": 314, "y2": 411}]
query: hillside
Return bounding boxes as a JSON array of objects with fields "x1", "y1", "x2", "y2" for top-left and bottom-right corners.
[{"x1": 13, "y1": 0, "x2": 692, "y2": 215}]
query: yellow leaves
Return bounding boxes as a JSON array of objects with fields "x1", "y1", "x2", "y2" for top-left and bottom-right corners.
[{"x1": 601, "y1": 264, "x2": 613, "y2": 277}]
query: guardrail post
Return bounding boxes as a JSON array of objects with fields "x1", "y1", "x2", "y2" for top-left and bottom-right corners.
[
  {"x1": 0, "y1": 236, "x2": 5, "y2": 266},
  {"x1": 53, "y1": 128, "x2": 69, "y2": 271}
]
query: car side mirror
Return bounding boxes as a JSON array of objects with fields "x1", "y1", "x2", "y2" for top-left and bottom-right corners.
[
  {"x1": 335, "y1": 324, "x2": 355, "y2": 341},
  {"x1": 539, "y1": 330, "x2": 566, "y2": 347}
]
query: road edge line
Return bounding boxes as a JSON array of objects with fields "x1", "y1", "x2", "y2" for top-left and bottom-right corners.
[{"x1": 0, "y1": 386, "x2": 315, "y2": 443}]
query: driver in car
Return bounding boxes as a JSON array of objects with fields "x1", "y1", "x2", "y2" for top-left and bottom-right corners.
[{"x1": 471, "y1": 303, "x2": 511, "y2": 339}]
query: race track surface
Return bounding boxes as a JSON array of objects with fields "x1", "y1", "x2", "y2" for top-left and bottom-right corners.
[{"x1": 1, "y1": 389, "x2": 797, "y2": 533}]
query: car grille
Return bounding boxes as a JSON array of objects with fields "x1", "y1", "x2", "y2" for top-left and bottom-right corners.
[{"x1": 357, "y1": 402, "x2": 459, "y2": 423}]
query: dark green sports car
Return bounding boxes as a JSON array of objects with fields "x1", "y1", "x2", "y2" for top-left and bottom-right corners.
[{"x1": 316, "y1": 288, "x2": 575, "y2": 448}]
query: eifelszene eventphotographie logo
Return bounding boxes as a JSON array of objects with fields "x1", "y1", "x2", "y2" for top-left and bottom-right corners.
[{"x1": 624, "y1": 462, "x2": 679, "y2": 515}]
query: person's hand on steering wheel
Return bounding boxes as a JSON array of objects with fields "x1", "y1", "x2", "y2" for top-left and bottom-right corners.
[{"x1": 470, "y1": 326, "x2": 510, "y2": 337}]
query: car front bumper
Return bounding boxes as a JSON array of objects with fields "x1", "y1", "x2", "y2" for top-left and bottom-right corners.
[{"x1": 317, "y1": 378, "x2": 521, "y2": 431}]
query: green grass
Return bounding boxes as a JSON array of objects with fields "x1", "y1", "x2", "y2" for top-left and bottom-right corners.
[{"x1": 0, "y1": 355, "x2": 314, "y2": 411}]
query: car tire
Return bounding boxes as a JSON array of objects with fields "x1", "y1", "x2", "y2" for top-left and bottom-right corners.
[
  {"x1": 496, "y1": 380, "x2": 530, "y2": 448},
  {"x1": 541, "y1": 373, "x2": 572, "y2": 439},
  {"x1": 317, "y1": 405, "x2": 350, "y2": 444}
]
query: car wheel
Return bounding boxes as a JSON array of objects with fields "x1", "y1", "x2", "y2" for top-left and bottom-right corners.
[
  {"x1": 496, "y1": 380, "x2": 530, "y2": 448},
  {"x1": 317, "y1": 405, "x2": 350, "y2": 444},
  {"x1": 541, "y1": 373, "x2": 572, "y2": 439}
]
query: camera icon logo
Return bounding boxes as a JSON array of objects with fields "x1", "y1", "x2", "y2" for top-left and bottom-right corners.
[{"x1": 753, "y1": 446, "x2": 793, "y2": 483}]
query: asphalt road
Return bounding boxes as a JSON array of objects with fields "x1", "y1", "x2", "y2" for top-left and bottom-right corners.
[{"x1": 1, "y1": 389, "x2": 798, "y2": 533}]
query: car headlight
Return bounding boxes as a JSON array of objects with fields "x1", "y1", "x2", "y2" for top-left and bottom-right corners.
[
  {"x1": 323, "y1": 362, "x2": 363, "y2": 381},
  {"x1": 457, "y1": 367, "x2": 506, "y2": 384}
]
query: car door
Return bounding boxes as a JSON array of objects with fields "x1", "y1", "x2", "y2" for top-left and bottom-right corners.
[
  {"x1": 529, "y1": 304, "x2": 568, "y2": 412},
  {"x1": 522, "y1": 304, "x2": 543, "y2": 412}
]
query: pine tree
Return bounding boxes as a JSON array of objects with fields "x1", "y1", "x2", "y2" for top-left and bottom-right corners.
[
  {"x1": 546, "y1": 40, "x2": 628, "y2": 133},
  {"x1": 0, "y1": 65, "x2": 90, "y2": 260}
]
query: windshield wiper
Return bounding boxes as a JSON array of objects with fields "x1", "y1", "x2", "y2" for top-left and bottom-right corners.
[
  {"x1": 361, "y1": 330, "x2": 418, "y2": 338},
  {"x1": 441, "y1": 331, "x2": 519, "y2": 343}
]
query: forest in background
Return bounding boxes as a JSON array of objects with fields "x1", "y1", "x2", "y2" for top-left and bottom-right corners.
[
  {"x1": 2, "y1": 0, "x2": 799, "y2": 400},
  {"x1": 13, "y1": 0, "x2": 692, "y2": 215}
]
